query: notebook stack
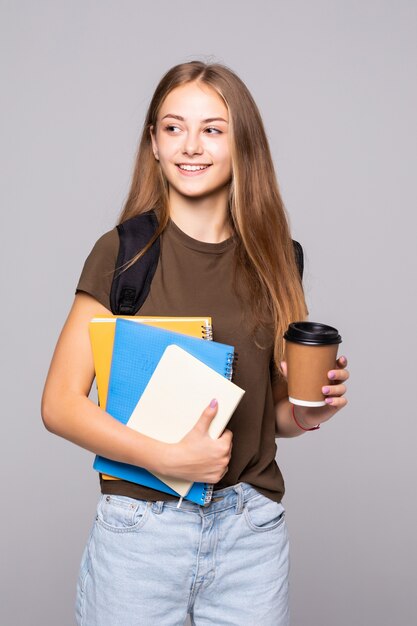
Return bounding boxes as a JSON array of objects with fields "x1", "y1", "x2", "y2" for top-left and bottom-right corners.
[{"x1": 89, "y1": 316, "x2": 245, "y2": 506}]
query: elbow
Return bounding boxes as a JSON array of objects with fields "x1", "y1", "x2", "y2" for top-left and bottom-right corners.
[
  {"x1": 41, "y1": 397, "x2": 56, "y2": 433},
  {"x1": 41, "y1": 387, "x2": 87, "y2": 436},
  {"x1": 41, "y1": 391, "x2": 61, "y2": 434}
]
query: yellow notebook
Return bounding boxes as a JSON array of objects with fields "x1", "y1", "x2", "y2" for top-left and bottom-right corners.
[{"x1": 88, "y1": 315, "x2": 213, "y2": 481}]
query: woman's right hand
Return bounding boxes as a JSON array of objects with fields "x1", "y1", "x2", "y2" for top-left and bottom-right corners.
[{"x1": 164, "y1": 400, "x2": 233, "y2": 484}]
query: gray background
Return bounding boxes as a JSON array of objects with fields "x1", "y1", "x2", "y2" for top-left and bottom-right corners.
[{"x1": 1, "y1": 1, "x2": 416, "y2": 625}]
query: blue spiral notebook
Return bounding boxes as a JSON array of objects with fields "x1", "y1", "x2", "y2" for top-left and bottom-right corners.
[{"x1": 93, "y1": 318, "x2": 235, "y2": 505}]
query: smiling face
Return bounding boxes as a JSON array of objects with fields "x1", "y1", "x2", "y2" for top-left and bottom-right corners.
[{"x1": 150, "y1": 82, "x2": 232, "y2": 201}]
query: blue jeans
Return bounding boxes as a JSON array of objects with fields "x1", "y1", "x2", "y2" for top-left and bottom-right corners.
[{"x1": 75, "y1": 482, "x2": 290, "y2": 626}]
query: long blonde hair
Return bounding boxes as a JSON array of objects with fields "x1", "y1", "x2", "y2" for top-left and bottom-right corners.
[{"x1": 116, "y1": 60, "x2": 308, "y2": 375}]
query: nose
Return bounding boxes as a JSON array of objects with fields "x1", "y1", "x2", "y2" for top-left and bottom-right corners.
[{"x1": 182, "y1": 128, "x2": 203, "y2": 156}]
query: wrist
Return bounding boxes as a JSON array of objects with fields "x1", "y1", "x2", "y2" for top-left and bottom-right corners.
[
  {"x1": 291, "y1": 404, "x2": 320, "y2": 432},
  {"x1": 142, "y1": 437, "x2": 175, "y2": 475},
  {"x1": 156, "y1": 441, "x2": 175, "y2": 475}
]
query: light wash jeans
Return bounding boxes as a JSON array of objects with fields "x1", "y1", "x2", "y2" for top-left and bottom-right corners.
[{"x1": 75, "y1": 482, "x2": 290, "y2": 626}]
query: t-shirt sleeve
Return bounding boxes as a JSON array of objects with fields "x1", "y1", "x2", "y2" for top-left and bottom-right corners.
[{"x1": 75, "y1": 228, "x2": 120, "y2": 310}]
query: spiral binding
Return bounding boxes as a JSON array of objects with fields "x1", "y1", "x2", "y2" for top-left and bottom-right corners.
[
  {"x1": 201, "y1": 321, "x2": 213, "y2": 341},
  {"x1": 198, "y1": 327, "x2": 235, "y2": 506},
  {"x1": 225, "y1": 352, "x2": 234, "y2": 380},
  {"x1": 203, "y1": 483, "x2": 214, "y2": 506}
]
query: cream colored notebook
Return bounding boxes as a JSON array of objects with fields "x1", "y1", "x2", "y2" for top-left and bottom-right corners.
[{"x1": 126, "y1": 344, "x2": 245, "y2": 497}]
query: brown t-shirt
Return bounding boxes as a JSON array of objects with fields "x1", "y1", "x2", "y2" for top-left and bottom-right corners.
[{"x1": 76, "y1": 215, "x2": 288, "y2": 503}]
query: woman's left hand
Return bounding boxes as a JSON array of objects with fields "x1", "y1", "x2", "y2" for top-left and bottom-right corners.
[{"x1": 280, "y1": 355, "x2": 350, "y2": 426}]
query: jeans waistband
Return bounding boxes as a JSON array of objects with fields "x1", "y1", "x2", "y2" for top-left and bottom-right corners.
[{"x1": 151, "y1": 482, "x2": 262, "y2": 516}]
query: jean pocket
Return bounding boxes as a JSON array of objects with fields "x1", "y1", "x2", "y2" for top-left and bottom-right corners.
[
  {"x1": 76, "y1": 522, "x2": 94, "y2": 594},
  {"x1": 243, "y1": 494, "x2": 286, "y2": 533},
  {"x1": 75, "y1": 520, "x2": 96, "y2": 624},
  {"x1": 96, "y1": 494, "x2": 151, "y2": 533}
]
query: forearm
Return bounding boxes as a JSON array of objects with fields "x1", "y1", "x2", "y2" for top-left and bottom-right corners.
[
  {"x1": 274, "y1": 398, "x2": 321, "y2": 437},
  {"x1": 41, "y1": 392, "x2": 169, "y2": 475}
]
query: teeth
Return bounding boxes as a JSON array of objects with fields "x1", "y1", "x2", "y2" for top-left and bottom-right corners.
[{"x1": 178, "y1": 164, "x2": 209, "y2": 171}]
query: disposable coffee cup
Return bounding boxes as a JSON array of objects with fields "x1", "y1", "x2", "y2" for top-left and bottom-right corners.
[{"x1": 283, "y1": 322, "x2": 342, "y2": 407}]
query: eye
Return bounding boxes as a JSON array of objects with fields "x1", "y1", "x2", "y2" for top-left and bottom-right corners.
[
  {"x1": 205, "y1": 127, "x2": 222, "y2": 134},
  {"x1": 164, "y1": 124, "x2": 181, "y2": 133}
]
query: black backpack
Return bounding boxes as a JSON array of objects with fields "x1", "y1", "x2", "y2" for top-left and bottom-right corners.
[{"x1": 110, "y1": 209, "x2": 304, "y2": 315}]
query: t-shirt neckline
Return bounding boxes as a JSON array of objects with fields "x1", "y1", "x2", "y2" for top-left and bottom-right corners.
[{"x1": 167, "y1": 217, "x2": 235, "y2": 254}]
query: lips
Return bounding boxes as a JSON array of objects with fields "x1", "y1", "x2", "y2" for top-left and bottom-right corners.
[
  {"x1": 176, "y1": 164, "x2": 212, "y2": 176},
  {"x1": 176, "y1": 164, "x2": 211, "y2": 168}
]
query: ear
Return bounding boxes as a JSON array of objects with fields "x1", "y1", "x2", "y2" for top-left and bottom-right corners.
[{"x1": 149, "y1": 125, "x2": 158, "y2": 159}]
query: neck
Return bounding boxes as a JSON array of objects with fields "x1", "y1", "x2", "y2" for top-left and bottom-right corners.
[{"x1": 168, "y1": 188, "x2": 233, "y2": 244}]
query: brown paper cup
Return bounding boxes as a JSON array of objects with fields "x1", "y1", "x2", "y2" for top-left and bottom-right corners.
[{"x1": 285, "y1": 341, "x2": 339, "y2": 406}]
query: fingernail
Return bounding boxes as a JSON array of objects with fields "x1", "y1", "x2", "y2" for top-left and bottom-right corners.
[
  {"x1": 328, "y1": 372, "x2": 335, "y2": 379},
  {"x1": 340, "y1": 356, "x2": 346, "y2": 363},
  {"x1": 210, "y1": 398, "x2": 218, "y2": 408},
  {"x1": 325, "y1": 397, "x2": 334, "y2": 404},
  {"x1": 323, "y1": 387, "x2": 330, "y2": 394}
]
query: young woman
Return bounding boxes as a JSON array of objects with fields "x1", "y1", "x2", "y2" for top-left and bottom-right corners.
[{"x1": 41, "y1": 60, "x2": 349, "y2": 626}]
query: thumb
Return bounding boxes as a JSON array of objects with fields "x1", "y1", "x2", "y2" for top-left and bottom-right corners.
[{"x1": 194, "y1": 399, "x2": 218, "y2": 433}]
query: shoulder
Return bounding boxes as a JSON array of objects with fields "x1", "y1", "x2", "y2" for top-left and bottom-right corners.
[
  {"x1": 75, "y1": 227, "x2": 120, "y2": 310},
  {"x1": 80, "y1": 228, "x2": 120, "y2": 273},
  {"x1": 87, "y1": 227, "x2": 120, "y2": 259}
]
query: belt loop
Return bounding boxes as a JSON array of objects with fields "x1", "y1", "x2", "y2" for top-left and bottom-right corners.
[
  {"x1": 151, "y1": 501, "x2": 164, "y2": 514},
  {"x1": 233, "y1": 483, "x2": 244, "y2": 515}
]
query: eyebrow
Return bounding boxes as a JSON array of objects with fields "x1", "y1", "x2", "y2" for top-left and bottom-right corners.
[{"x1": 161, "y1": 113, "x2": 228, "y2": 124}]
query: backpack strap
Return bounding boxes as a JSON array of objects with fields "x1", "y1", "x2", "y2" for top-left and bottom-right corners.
[
  {"x1": 110, "y1": 209, "x2": 160, "y2": 315},
  {"x1": 292, "y1": 240, "x2": 304, "y2": 281}
]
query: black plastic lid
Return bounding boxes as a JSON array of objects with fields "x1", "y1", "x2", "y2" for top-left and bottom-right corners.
[{"x1": 284, "y1": 321, "x2": 342, "y2": 345}]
